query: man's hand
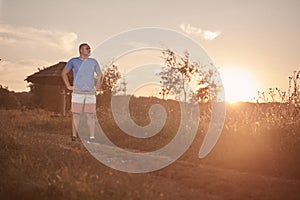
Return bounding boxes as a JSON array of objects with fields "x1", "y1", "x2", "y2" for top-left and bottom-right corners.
[
  {"x1": 67, "y1": 85, "x2": 75, "y2": 91},
  {"x1": 94, "y1": 86, "x2": 101, "y2": 92},
  {"x1": 61, "y1": 68, "x2": 75, "y2": 91},
  {"x1": 94, "y1": 86, "x2": 102, "y2": 95},
  {"x1": 95, "y1": 70, "x2": 103, "y2": 93}
]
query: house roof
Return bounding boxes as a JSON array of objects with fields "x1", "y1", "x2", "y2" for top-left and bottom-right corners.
[{"x1": 25, "y1": 62, "x2": 73, "y2": 85}]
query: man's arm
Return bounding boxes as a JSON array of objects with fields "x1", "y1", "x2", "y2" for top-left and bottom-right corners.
[
  {"x1": 61, "y1": 68, "x2": 75, "y2": 90},
  {"x1": 95, "y1": 70, "x2": 104, "y2": 91}
]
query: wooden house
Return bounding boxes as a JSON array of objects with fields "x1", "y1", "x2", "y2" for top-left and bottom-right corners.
[{"x1": 25, "y1": 62, "x2": 72, "y2": 115}]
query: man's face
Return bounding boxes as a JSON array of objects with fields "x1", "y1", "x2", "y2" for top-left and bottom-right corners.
[{"x1": 80, "y1": 45, "x2": 91, "y2": 57}]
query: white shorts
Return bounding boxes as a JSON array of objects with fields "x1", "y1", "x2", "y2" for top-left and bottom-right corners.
[{"x1": 71, "y1": 92, "x2": 96, "y2": 113}]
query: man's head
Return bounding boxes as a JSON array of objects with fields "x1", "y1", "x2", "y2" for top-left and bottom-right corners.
[{"x1": 79, "y1": 43, "x2": 91, "y2": 58}]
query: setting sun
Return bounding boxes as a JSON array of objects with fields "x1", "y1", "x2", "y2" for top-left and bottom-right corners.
[{"x1": 219, "y1": 68, "x2": 259, "y2": 103}]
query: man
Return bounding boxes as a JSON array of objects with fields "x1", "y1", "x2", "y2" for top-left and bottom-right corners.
[{"x1": 61, "y1": 43, "x2": 103, "y2": 142}]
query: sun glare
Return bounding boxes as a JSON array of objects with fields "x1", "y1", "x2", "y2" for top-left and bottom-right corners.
[{"x1": 219, "y1": 67, "x2": 259, "y2": 103}]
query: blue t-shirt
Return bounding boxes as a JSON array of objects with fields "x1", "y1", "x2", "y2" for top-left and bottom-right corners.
[{"x1": 65, "y1": 57, "x2": 101, "y2": 91}]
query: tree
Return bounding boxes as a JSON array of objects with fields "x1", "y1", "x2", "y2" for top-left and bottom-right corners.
[
  {"x1": 194, "y1": 66, "x2": 221, "y2": 103},
  {"x1": 100, "y1": 64, "x2": 122, "y2": 98},
  {"x1": 158, "y1": 49, "x2": 221, "y2": 103},
  {"x1": 0, "y1": 85, "x2": 21, "y2": 109},
  {"x1": 158, "y1": 63, "x2": 181, "y2": 99},
  {"x1": 158, "y1": 49, "x2": 197, "y2": 102},
  {"x1": 115, "y1": 76, "x2": 127, "y2": 96}
]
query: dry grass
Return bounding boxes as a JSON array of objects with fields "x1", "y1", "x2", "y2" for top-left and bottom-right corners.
[{"x1": 0, "y1": 97, "x2": 299, "y2": 200}]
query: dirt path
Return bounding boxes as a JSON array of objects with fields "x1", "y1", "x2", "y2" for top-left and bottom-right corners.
[
  {"x1": 53, "y1": 139, "x2": 300, "y2": 200},
  {"x1": 0, "y1": 109, "x2": 299, "y2": 200}
]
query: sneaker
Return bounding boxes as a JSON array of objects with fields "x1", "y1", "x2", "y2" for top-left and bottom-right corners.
[
  {"x1": 87, "y1": 137, "x2": 98, "y2": 144},
  {"x1": 71, "y1": 135, "x2": 78, "y2": 141}
]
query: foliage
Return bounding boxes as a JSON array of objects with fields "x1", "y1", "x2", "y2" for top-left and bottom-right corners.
[
  {"x1": 100, "y1": 64, "x2": 122, "y2": 97},
  {"x1": 0, "y1": 85, "x2": 21, "y2": 109},
  {"x1": 256, "y1": 70, "x2": 300, "y2": 118},
  {"x1": 0, "y1": 98, "x2": 299, "y2": 200},
  {"x1": 288, "y1": 70, "x2": 300, "y2": 105},
  {"x1": 158, "y1": 49, "x2": 222, "y2": 103},
  {"x1": 256, "y1": 70, "x2": 300, "y2": 103},
  {"x1": 114, "y1": 76, "x2": 127, "y2": 96}
]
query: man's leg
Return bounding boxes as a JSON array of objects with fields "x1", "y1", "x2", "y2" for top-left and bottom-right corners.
[
  {"x1": 72, "y1": 112, "x2": 80, "y2": 137},
  {"x1": 71, "y1": 92, "x2": 84, "y2": 141},
  {"x1": 84, "y1": 94, "x2": 97, "y2": 139},
  {"x1": 86, "y1": 113, "x2": 95, "y2": 138}
]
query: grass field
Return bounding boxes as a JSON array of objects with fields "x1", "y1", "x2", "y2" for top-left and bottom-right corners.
[{"x1": 0, "y1": 97, "x2": 299, "y2": 199}]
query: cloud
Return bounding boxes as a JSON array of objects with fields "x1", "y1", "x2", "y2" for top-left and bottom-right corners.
[
  {"x1": 0, "y1": 23, "x2": 78, "y2": 53},
  {"x1": 126, "y1": 40, "x2": 149, "y2": 49},
  {"x1": 0, "y1": 59, "x2": 51, "y2": 91},
  {"x1": 202, "y1": 30, "x2": 221, "y2": 40},
  {"x1": 179, "y1": 23, "x2": 202, "y2": 35},
  {"x1": 179, "y1": 23, "x2": 221, "y2": 40}
]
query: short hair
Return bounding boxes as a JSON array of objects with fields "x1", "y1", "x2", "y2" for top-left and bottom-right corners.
[{"x1": 79, "y1": 43, "x2": 89, "y2": 51}]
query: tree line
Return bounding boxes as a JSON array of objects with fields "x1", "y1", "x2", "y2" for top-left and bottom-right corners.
[{"x1": 1, "y1": 50, "x2": 299, "y2": 111}]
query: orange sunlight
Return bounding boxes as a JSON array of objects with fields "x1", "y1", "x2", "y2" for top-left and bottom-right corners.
[{"x1": 219, "y1": 67, "x2": 259, "y2": 103}]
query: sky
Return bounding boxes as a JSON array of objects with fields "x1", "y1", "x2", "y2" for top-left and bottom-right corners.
[{"x1": 0, "y1": 0, "x2": 299, "y2": 102}]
